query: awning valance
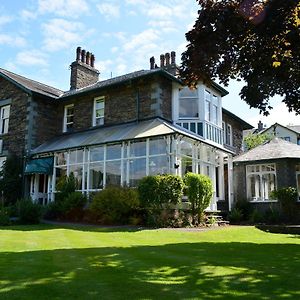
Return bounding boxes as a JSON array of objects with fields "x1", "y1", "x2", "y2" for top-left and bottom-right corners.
[{"x1": 24, "y1": 157, "x2": 54, "y2": 175}]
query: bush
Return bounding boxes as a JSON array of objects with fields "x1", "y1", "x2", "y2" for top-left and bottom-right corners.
[
  {"x1": 0, "y1": 208, "x2": 10, "y2": 225},
  {"x1": 17, "y1": 199, "x2": 42, "y2": 224},
  {"x1": 271, "y1": 187, "x2": 298, "y2": 222},
  {"x1": 63, "y1": 192, "x2": 87, "y2": 221},
  {"x1": 90, "y1": 186, "x2": 140, "y2": 225},
  {"x1": 184, "y1": 173, "x2": 213, "y2": 225},
  {"x1": 159, "y1": 175, "x2": 184, "y2": 207},
  {"x1": 228, "y1": 208, "x2": 243, "y2": 224},
  {"x1": 250, "y1": 209, "x2": 264, "y2": 224},
  {"x1": 138, "y1": 176, "x2": 160, "y2": 209},
  {"x1": 55, "y1": 173, "x2": 78, "y2": 202},
  {"x1": 234, "y1": 199, "x2": 253, "y2": 221}
]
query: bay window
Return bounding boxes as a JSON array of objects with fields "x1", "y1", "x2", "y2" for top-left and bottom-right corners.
[{"x1": 179, "y1": 87, "x2": 198, "y2": 118}]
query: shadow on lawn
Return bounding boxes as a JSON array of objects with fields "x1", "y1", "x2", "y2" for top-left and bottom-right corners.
[{"x1": 0, "y1": 242, "x2": 300, "y2": 300}]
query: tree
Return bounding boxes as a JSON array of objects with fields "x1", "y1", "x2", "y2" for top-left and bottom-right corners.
[
  {"x1": 180, "y1": 0, "x2": 300, "y2": 115},
  {"x1": 0, "y1": 155, "x2": 23, "y2": 205},
  {"x1": 244, "y1": 132, "x2": 272, "y2": 150},
  {"x1": 184, "y1": 173, "x2": 213, "y2": 225}
]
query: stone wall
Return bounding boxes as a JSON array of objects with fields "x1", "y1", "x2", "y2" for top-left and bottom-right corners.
[
  {"x1": 0, "y1": 77, "x2": 28, "y2": 157},
  {"x1": 59, "y1": 74, "x2": 173, "y2": 133},
  {"x1": 222, "y1": 113, "x2": 244, "y2": 155}
]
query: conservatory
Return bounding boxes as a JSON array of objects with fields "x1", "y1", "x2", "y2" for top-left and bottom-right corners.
[{"x1": 26, "y1": 118, "x2": 233, "y2": 210}]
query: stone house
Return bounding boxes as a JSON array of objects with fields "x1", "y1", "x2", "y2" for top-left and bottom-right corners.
[
  {"x1": 233, "y1": 138, "x2": 300, "y2": 210},
  {"x1": 0, "y1": 47, "x2": 250, "y2": 211}
]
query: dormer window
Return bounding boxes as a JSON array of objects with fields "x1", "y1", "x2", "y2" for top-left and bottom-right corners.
[
  {"x1": 93, "y1": 96, "x2": 105, "y2": 126},
  {"x1": 179, "y1": 87, "x2": 198, "y2": 118},
  {"x1": 0, "y1": 105, "x2": 10, "y2": 134},
  {"x1": 63, "y1": 104, "x2": 74, "y2": 133}
]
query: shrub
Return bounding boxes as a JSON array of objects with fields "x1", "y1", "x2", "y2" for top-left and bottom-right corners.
[
  {"x1": 17, "y1": 199, "x2": 42, "y2": 224},
  {"x1": 63, "y1": 192, "x2": 87, "y2": 221},
  {"x1": 184, "y1": 173, "x2": 213, "y2": 225},
  {"x1": 228, "y1": 208, "x2": 243, "y2": 224},
  {"x1": 250, "y1": 209, "x2": 264, "y2": 224},
  {"x1": 159, "y1": 175, "x2": 184, "y2": 207},
  {"x1": 138, "y1": 176, "x2": 160, "y2": 209},
  {"x1": 234, "y1": 199, "x2": 253, "y2": 221},
  {"x1": 90, "y1": 186, "x2": 140, "y2": 225},
  {"x1": 271, "y1": 187, "x2": 298, "y2": 222},
  {"x1": 0, "y1": 208, "x2": 10, "y2": 226},
  {"x1": 55, "y1": 172, "x2": 78, "y2": 202}
]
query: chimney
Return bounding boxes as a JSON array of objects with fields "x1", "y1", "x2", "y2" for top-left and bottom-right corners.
[
  {"x1": 70, "y1": 47, "x2": 100, "y2": 90},
  {"x1": 160, "y1": 54, "x2": 165, "y2": 67},
  {"x1": 165, "y1": 53, "x2": 170, "y2": 66},
  {"x1": 257, "y1": 120, "x2": 264, "y2": 132},
  {"x1": 150, "y1": 56, "x2": 155, "y2": 69}
]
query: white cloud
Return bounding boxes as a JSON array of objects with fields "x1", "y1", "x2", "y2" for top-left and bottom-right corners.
[
  {"x1": 97, "y1": 3, "x2": 120, "y2": 20},
  {"x1": 0, "y1": 15, "x2": 13, "y2": 27},
  {"x1": 123, "y1": 29, "x2": 159, "y2": 52},
  {"x1": 111, "y1": 46, "x2": 118, "y2": 53},
  {"x1": 20, "y1": 10, "x2": 37, "y2": 21},
  {"x1": 148, "y1": 20, "x2": 177, "y2": 33},
  {"x1": 248, "y1": 102, "x2": 300, "y2": 127},
  {"x1": 37, "y1": 0, "x2": 89, "y2": 18},
  {"x1": 42, "y1": 19, "x2": 85, "y2": 51},
  {"x1": 16, "y1": 50, "x2": 48, "y2": 67},
  {"x1": 0, "y1": 34, "x2": 26, "y2": 47}
]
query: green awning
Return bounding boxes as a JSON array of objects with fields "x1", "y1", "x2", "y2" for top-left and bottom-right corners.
[{"x1": 25, "y1": 157, "x2": 54, "y2": 175}]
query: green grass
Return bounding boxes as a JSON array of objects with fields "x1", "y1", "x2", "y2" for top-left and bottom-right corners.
[{"x1": 0, "y1": 225, "x2": 299, "y2": 299}]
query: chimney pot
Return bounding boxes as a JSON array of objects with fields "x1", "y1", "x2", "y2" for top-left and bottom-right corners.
[
  {"x1": 257, "y1": 120, "x2": 264, "y2": 131},
  {"x1": 91, "y1": 54, "x2": 95, "y2": 68},
  {"x1": 171, "y1": 51, "x2": 176, "y2": 64},
  {"x1": 81, "y1": 49, "x2": 86, "y2": 63},
  {"x1": 150, "y1": 56, "x2": 155, "y2": 69},
  {"x1": 165, "y1": 53, "x2": 170, "y2": 66},
  {"x1": 86, "y1": 51, "x2": 91, "y2": 66},
  {"x1": 76, "y1": 47, "x2": 81, "y2": 61},
  {"x1": 160, "y1": 54, "x2": 165, "y2": 68}
]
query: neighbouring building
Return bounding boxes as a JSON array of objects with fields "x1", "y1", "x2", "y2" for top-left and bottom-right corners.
[
  {"x1": 0, "y1": 47, "x2": 250, "y2": 211},
  {"x1": 233, "y1": 138, "x2": 300, "y2": 210}
]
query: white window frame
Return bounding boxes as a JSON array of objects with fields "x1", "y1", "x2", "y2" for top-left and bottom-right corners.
[
  {"x1": 0, "y1": 105, "x2": 10, "y2": 134},
  {"x1": 93, "y1": 96, "x2": 105, "y2": 126},
  {"x1": 63, "y1": 104, "x2": 74, "y2": 133},
  {"x1": 178, "y1": 87, "x2": 199, "y2": 119},
  {"x1": 246, "y1": 163, "x2": 277, "y2": 202},
  {"x1": 226, "y1": 124, "x2": 233, "y2": 146}
]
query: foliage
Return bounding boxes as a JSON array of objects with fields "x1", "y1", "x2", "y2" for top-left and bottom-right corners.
[
  {"x1": 234, "y1": 199, "x2": 254, "y2": 220},
  {"x1": 0, "y1": 155, "x2": 23, "y2": 205},
  {"x1": 250, "y1": 209, "x2": 264, "y2": 224},
  {"x1": 271, "y1": 187, "x2": 298, "y2": 221},
  {"x1": 244, "y1": 133, "x2": 272, "y2": 150},
  {"x1": 138, "y1": 175, "x2": 184, "y2": 209},
  {"x1": 138, "y1": 175, "x2": 161, "y2": 209},
  {"x1": 55, "y1": 172, "x2": 78, "y2": 201},
  {"x1": 184, "y1": 173, "x2": 213, "y2": 225},
  {"x1": 90, "y1": 186, "x2": 140, "y2": 225},
  {"x1": 0, "y1": 207, "x2": 10, "y2": 225},
  {"x1": 181, "y1": 0, "x2": 300, "y2": 115},
  {"x1": 17, "y1": 199, "x2": 42, "y2": 224},
  {"x1": 228, "y1": 208, "x2": 244, "y2": 224}
]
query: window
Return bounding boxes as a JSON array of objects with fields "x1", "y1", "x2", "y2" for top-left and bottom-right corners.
[
  {"x1": 93, "y1": 96, "x2": 105, "y2": 126},
  {"x1": 283, "y1": 137, "x2": 291, "y2": 142},
  {"x1": 63, "y1": 104, "x2": 74, "y2": 132},
  {"x1": 0, "y1": 105, "x2": 10, "y2": 134},
  {"x1": 296, "y1": 165, "x2": 300, "y2": 201},
  {"x1": 179, "y1": 87, "x2": 198, "y2": 118},
  {"x1": 205, "y1": 90, "x2": 211, "y2": 121},
  {"x1": 246, "y1": 164, "x2": 277, "y2": 201},
  {"x1": 212, "y1": 105, "x2": 218, "y2": 124}
]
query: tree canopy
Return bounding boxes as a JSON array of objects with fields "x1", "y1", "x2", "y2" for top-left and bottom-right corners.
[{"x1": 180, "y1": 0, "x2": 299, "y2": 115}]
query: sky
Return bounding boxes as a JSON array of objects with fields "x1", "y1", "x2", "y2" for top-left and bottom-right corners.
[{"x1": 0, "y1": 0, "x2": 299, "y2": 128}]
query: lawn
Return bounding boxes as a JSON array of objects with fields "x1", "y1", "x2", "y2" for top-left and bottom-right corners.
[{"x1": 0, "y1": 225, "x2": 299, "y2": 299}]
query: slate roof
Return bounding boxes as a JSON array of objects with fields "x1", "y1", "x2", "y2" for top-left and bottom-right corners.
[
  {"x1": 61, "y1": 68, "x2": 182, "y2": 99},
  {"x1": 233, "y1": 138, "x2": 300, "y2": 163},
  {"x1": 0, "y1": 68, "x2": 63, "y2": 98},
  {"x1": 32, "y1": 118, "x2": 233, "y2": 155},
  {"x1": 287, "y1": 125, "x2": 300, "y2": 134},
  {"x1": 260, "y1": 123, "x2": 300, "y2": 136}
]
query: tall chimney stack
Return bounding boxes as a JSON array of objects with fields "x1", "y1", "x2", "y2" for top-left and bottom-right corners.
[
  {"x1": 150, "y1": 56, "x2": 155, "y2": 69},
  {"x1": 70, "y1": 47, "x2": 100, "y2": 90},
  {"x1": 160, "y1": 54, "x2": 165, "y2": 68}
]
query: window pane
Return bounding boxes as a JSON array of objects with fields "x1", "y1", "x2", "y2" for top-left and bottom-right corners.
[
  {"x1": 130, "y1": 141, "x2": 146, "y2": 157},
  {"x1": 106, "y1": 144, "x2": 121, "y2": 160},
  {"x1": 89, "y1": 163, "x2": 104, "y2": 189},
  {"x1": 179, "y1": 87, "x2": 198, "y2": 97},
  {"x1": 149, "y1": 138, "x2": 167, "y2": 155},
  {"x1": 179, "y1": 98, "x2": 198, "y2": 118},
  {"x1": 262, "y1": 173, "x2": 276, "y2": 200},
  {"x1": 106, "y1": 161, "x2": 121, "y2": 186},
  {"x1": 129, "y1": 158, "x2": 146, "y2": 187},
  {"x1": 149, "y1": 155, "x2": 169, "y2": 175},
  {"x1": 90, "y1": 146, "x2": 104, "y2": 162},
  {"x1": 55, "y1": 167, "x2": 67, "y2": 188},
  {"x1": 181, "y1": 140, "x2": 192, "y2": 157},
  {"x1": 248, "y1": 174, "x2": 261, "y2": 200},
  {"x1": 57, "y1": 152, "x2": 67, "y2": 165},
  {"x1": 181, "y1": 156, "x2": 192, "y2": 175},
  {"x1": 205, "y1": 100, "x2": 210, "y2": 121},
  {"x1": 69, "y1": 150, "x2": 83, "y2": 164},
  {"x1": 69, "y1": 165, "x2": 83, "y2": 189}
]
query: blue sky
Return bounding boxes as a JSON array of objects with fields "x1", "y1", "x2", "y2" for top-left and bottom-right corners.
[{"x1": 0, "y1": 0, "x2": 298, "y2": 127}]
